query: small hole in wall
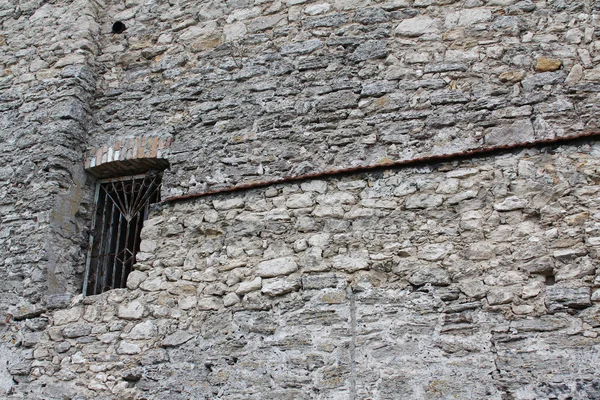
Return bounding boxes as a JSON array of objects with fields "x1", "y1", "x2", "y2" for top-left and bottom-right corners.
[
  {"x1": 112, "y1": 21, "x2": 127, "y2": 34},
  {"x1": 546, "y1": 275, "x2": 556, "y2": 285}
]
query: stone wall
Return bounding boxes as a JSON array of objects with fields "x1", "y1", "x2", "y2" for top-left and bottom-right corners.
[
  {"x1": 2, "y1": 0, "x2": 600, "y2": 397},
  {"x1": 91, "y1": 0, "x2": 600, "y2": 196},
  {"x1": 9, "y1": 142, "x2": 600, "y2": 399},
  {"x1": 0, "y1": 0, "x2": 101, "y2": 390}
]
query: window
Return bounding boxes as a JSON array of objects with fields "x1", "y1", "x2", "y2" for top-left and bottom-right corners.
[{"x1": 83, "y1": 172, "x2": 161, "y2": 295}]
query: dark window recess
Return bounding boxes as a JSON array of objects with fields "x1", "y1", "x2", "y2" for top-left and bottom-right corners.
[{"x1": 84, "y1": 173, "x2": 161, "y2": 295}]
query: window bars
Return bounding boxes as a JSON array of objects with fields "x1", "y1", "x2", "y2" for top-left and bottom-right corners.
[{"x1": 83, "y1": 173, "x2": 161, "y2": 296}]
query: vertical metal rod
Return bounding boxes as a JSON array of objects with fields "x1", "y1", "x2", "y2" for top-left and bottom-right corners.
[
  {"x1": 119, "y1": 179, "x2": 131, "y2": 219},
  {"x1": 129, "y1": 176, "x2": 135, "y2": 217},
  {"x1": 104, "y1": 201, "x2": 116, "y2": 291},
  {"x1": 124, "y1": 209, "x2": 142, "y2": 288},
  {"x1": 116, "y1": 179, "x2": 129, "y2": 217},
  {"x1": 122, "y1": 179, "x2": 142, "y2": 289},
  {"x1": 120, "y1": 194, "x2": 133, "y2": 289},
  {"x1": 94, "y1": 189, "x2": 110, "y2": 295},
  {"x1": 100, "y1": 200, "x2": 115, "y2": 293},
  {"x1": 111, "y1": 212, "x2": 124, "y2": 290}
]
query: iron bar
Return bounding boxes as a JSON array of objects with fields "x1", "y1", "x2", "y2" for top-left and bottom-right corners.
[
  {"x1": 164, "y1": 131, "x2": 600, "y2": 203},
  {"x1": 111, "y1": 206, "x2": 123, "y2": 291},
  {"x1": 93, "y1": 189, "x2": 109, "y2": 295},
  {"x1": 99, "y1": 199, "x2": 115, "y2": 293}
]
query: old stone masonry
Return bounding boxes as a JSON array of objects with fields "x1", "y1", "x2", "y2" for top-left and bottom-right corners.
[{"x1": 1, "y1": 0, "x2": 600, "y2": 398}]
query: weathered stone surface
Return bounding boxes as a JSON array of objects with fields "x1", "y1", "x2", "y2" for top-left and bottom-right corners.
[
  {"x1": 332, "y1": 250, "x2": 369, "y2": 272},
  {"x1": 128, "y1": 321, "x2": 158, "y2": 340},
  {"x1": 510, "y1": 316, "x2": 567, "y2": 332},
  {"x1": 355, "y1": 7, "x2": 388, "y2": 24},
  {"x1": 126, "y1": 270, "x2": 148, "y2": 290},
  {"x1": 197, "y1": 297, "x2": 221, "y2": 310},
  {"x1": 140, "y1": 349, "x2": 169, "y2": 366},
  {"x1": 179, "y1": 296, "x2": 197, "y2": 310},
  {"x1": 350, "y1": 40, "x2": 388, "y2": 62},
  {"x1": 223, "y1": 292, "x2": 241, "y2": 307},
  {"x1": 224, "y1": 22, "x2": 247, "y2": 42},
  {"x1": 459, "y1": 280, "x2": 487, "y2": 299},
  {"x1": 261, "y1": 277, "x2": 301, "y2": 296},
  {"x1": 63, "y1": 324, "x2": 92, "y2": 338},
  {"x1": 302, "y1": 274, "x2": 341, "y2": 290},
  {"x1": 256, "y1": 257, "x2": 298, "y2": 278},
  {"x1": 304, "y1": 13, "x2": 349, "y2": 28},
  {"x1": 21, "y1": 332, "x2": 41, "y2": 348},
  {"x1": 46, "y1": 294, "x2": 72, "y2": 310},
  {"x1": 361, "y1": 80, "x2": 397, "y2": 97},
  {"x1": 10, "y1": 304, "x2": 45, "y2": 321},
  {"x1": 236, "y1": 277, "x2": 263, "y2": 294},
  {"x1": 167, "y1": 281, "x2": 197, "y2": 296},
  {"x1": 162, "y1": 330, "x2": 193, "y2": 347},
  {"x1": 117, "y1": 341, "x2": 141, "y2": 355},
  {"x1": 535, "y1": 57, "x2": 562, "y2": 72},
  {"x1": 139, "y1": 277, "x2": 165, "y2": 292},
  {"x1": 545, "y1": 286, "x2": 591, "y2": 313},
  {"x1": 247, "y1": 14, "x2": 285, "y2": 32},
  {"x1": 53, "y1": 307, "x2": 83, "y2": 326},
  {"x1": 305, "y1": 3, "x2": 331, "y2": 15},
  {"x1": 584, "y1": 68, "x2": 600, "y2": 81},
  {"x1": 417, "y1": 243, "x2": 452, "y2": 261},
  {"x1": 2, "y1": 0, "x2": 600, "y2": 398},
  {"x1": 280, "y1": 39, "x2": 323, "y2": 55},
  {"x1": 424, "y1": 63, "x2": 467, "y2": 74},
  {"x1": 499, "y1": 70, "x2": 526, "y2": 83},
  {"x1": 521, "y1": 256, "x2": 554, "y2": 275},
  {"x1": 494, "y1": 196, "x2": 528, "y2": 211},
  {"x1": 487, "y1": 289, "x2": 513, "y2": 305},
  {"x1": 55, "y1": 341, "x2": 72, "y2": 354},
  {"x1": 316, "y1": 91, "x2": 359, "y2": 111},
  {"x1": 485, "y1": 119, "x2": 535, "y2": 146},
  {"x1": 286, "y1": 193, "x2": 314, "y2": 209},
  {"x1": 566, "y1": 64, "x2": 584, "y2": 84},
  {"x1": 213, "y1": 198, "x2": 245, "y2": 210},
  {"x1": 409, "y1": 267, "x2": 451, "y2": 286},
  {"x1": 405, "y1": 194, "x2": 444, "y2": 209},
  {"x1": 301, "y1": 180, "x2": 327, "y2": 193},
  {"x1": 395, "y1": 16, "x2": 439, "y2": 36},
  {"x1": 465, "y1": 242, "x2": 496, "y2": 260},
  {"x1": 118, "y1": 301, "x2": 145, "y2": 320},
  {"x1": 521, "y1": 71, "x2": 565, "y2": 90},
  {"x1": 553, "y1": 248, "x2": 587, "y2": 260}
]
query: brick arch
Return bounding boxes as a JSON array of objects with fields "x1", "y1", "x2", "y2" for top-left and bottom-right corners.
[{"x1": 84, "y1": 135, "x2": 172, "y2": 178}]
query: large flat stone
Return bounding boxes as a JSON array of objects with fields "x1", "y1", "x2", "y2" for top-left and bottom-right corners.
[{"x1": 256, "y1": 257, "x2": 298, "y2": 278}]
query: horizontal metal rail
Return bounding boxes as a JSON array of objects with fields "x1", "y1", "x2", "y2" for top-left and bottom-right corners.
[{"x1": 165, "y1": 131, "x2": 600, "y2": 203}]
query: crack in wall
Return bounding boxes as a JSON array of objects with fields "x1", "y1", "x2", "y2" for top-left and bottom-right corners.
[{"x1": 348, "y1": 287, "x2": 357, "y2": 400}]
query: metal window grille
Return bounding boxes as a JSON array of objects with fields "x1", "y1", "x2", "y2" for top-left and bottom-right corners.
[{"x1": 83, "y1": 173, "x2": 161, "y2": 296}]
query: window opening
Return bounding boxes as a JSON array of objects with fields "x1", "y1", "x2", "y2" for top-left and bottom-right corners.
[{"x1": 83, "y1": 172, "x2": 161, "y2": 295}]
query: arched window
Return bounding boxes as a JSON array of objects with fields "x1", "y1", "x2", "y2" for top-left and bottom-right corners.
[{"x1": 83, "y1": 136, "x2": 171, "y2": 295}]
